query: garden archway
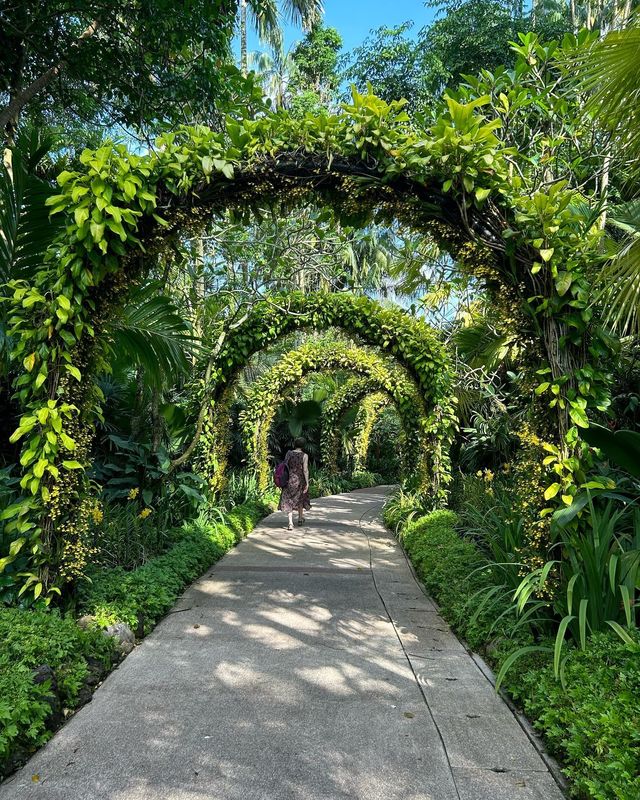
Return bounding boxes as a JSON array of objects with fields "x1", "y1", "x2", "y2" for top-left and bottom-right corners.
[
  {"x1": 6, "y1": 89, "x2": 603, "y2": 596},
  {"x1": 320, "y1": 378, "x2": 398, "y2": 475},
  {"x1": 231, "y1": 341, "x2": 429, "y2": 490}
]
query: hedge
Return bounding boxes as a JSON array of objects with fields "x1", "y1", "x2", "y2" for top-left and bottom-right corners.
[{"x1": 385, "y1": 505, "x2": 640, "y2": 800}]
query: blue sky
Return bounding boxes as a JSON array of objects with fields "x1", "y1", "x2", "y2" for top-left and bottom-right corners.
[{"x1": 242, "y1": 1, "x2": 439, "y2": 58}]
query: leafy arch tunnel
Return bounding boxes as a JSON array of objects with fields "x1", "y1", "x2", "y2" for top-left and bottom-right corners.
[{"x1": 229, "y1": 341, "x2": 427, "y2": 490}]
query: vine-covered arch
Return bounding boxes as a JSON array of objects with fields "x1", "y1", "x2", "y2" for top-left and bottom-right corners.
[
  {"x1": 232, "y1": 341, "x2": 431, "y2": 490},
  {"x1": 320, "y1": 378, "x2": 398, "y2": 475},
  {"x1": 199, "y1": 291, "x2": 455, "y2": 495},
  {"x1": 5, "y1": 87, "x2": 604, "y2": 596}
]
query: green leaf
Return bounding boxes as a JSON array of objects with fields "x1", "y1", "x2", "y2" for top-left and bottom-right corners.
[
  {"x1": 62, "y1": 460, "x2": 84, "y2": 469},
  {"x1": 74, "y1": 206, "x2": 89, "y2": 226},
  {"x1": 544, "y1": 482, "x2": 561, "y2": 500},
  {"x1": 60, "y1": 432, "x2": 76, "y2": 450},
  {"x1": 554, "y1": 615, "x2": 575, "y2": 677},
  {"x1": 606, "y1": 621, "x2": 638, "y2": 647},
  {"x1": 568, "y1": 405, "x2": 589, "y2": 428},
  {"x1": 495, "y1": 646, "x2": 552, "y2": 692},
  {"x1": 33, "y1": 459, "x2": 48, "y2": 478}
]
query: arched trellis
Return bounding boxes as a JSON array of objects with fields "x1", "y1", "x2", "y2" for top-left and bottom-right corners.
[
  {"x1": 4, "y1": 89, "x2": 605, "y2": 596},
  {"x1": 199, "y1": 292, "x2": 455, "y2": 496},
  {"x1": 230, "y1": 341, "x2": 432, "y2": 491},
  {"x1": 321, "y1": 377, "x2": 400, "y2": 475},
  {"x1": 353, "y1": 394, "x2": 392, "y2": 474}
]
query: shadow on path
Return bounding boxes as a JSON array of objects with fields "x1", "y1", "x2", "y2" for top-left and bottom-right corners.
[{"x1": 0, "y1": 487, "x2": 564, "y2": 800}]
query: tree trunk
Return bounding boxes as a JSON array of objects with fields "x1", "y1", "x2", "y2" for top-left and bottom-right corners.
[
  {"x1": 240, "y1": 0, "x2": 248, "y2": 76},
  {"x1": 542, "y1": 315, "x2": 581, "y2": 444}
]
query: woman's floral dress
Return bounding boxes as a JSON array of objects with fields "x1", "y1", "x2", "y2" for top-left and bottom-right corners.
[{"x1": 278, "y1": 450, "x2": 311, "y2": 512}]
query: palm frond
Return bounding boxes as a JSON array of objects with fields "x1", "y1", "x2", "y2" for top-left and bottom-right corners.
[
  {"x1": 280, "y1": 0, "x2": 323, "y2": 29},
  {"x1": 598, "y1": 199, "x2": 640, "y2": 336},
  {"x1": 0, "y1": 128, "x2": 62, "y2": 283},
  {"x1": 574, "y1": 20, "x2": 640, "y2": 163},
  {"x1": 453, "y1": 319, "x2": 519, "y2": 371},
  {"x1": 108, "y1": 283, "x2": 200, "y2": 387}
]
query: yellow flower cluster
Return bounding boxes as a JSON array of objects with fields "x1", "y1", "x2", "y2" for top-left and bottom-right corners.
[
  {"x1": 138, "y1": 507, "x2": 152, "y2": 520},
  {"x1": 128, "y1": 487, "x2": 140, "y2": 500},
  {"x1": 476, "y1": 468, "x2": 494, "y2": 482}
]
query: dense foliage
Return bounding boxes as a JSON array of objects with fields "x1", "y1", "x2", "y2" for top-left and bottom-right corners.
[
  {"x1": 0, "y1": 607, "x2": 114, "y2": 777},
  {"x1": 1, "y1": 0, "x2": 640, "y2": 793},
  {"x1": 235, "y1": 340, "x2": 432, "y2": 490}
]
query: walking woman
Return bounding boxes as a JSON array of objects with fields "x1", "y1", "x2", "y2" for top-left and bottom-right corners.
[{"x1": 278, "y1": 437, "x2": 311, "y2": 530}]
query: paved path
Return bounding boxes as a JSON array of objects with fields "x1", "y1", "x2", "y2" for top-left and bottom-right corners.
[{"x1": 1, "y1": 488, "x2": 564, "y2": 800}]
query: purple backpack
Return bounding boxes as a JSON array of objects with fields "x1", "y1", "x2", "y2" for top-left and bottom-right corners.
[{"x1": 274, "y1": 461, "x2": 289, "y2": 488}]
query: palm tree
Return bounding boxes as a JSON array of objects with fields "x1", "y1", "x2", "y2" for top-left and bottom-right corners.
[
  {"x1": 239, "y1": 0, "x2": 323, "y2": 76},
  {"x1": 247, "y1": 48, "x2": 295, "y2": 108}
]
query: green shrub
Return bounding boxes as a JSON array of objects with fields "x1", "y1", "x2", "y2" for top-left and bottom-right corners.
[
  {"x1": 308, "y1": 468, "x2": 382, "y2": 499},
  {"x1": 384, "y1": 490, "x2": 422, "y2": 532},
  {"x1": 80, "y1": 499, "x2": 269, "y2": 630},
  {"x1": 91, "y1": 499, "x2": 175, "y2": 570},
  {"x1": 505, "y1": 632, "x2": 640, "y2": 800},
  {"x1": 0, "y1": 608, "x2": 114, "y2": 776}
]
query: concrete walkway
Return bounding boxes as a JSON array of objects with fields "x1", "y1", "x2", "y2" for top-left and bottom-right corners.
[{"x1": 1, "y1": 488, "x2": 564, "y2": 800}]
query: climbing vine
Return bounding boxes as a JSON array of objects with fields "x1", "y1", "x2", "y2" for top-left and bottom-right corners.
[
  {"x1": 353, "y1": 394, "x2": 392, "y2": 474},
  {"x1": 321, "y1": 378, "x2": 398, "y2": 475}
]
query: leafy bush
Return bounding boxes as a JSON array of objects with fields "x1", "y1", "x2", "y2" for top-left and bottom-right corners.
[
  {"x1": 388, "y1": 504, "x2": 640, "y2": 800},
  {"x1": 383, "y1": 489, "x2": 429, "y2": 533},
  {"x1": 220, "y1": 470, "x2": 264, "y2": 507},
  {"x1": 309, "y1": 468, "x2": 383, "y2": 499},
  {"x1": 0, "y1": 608, "x2": 114, "y2": 777},
  {"x1": 505, "y1": 632, "x2": 640, "y2": 800},
  {"x1": 91, "y1": 499, "x2": 175, "y2": 570},
  {"x1": 79, "y1": 500, "x2": 269, "y2": 630}
]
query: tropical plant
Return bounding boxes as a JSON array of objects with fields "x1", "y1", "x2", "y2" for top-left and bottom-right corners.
[
  {"x1": 108, "y1": 283, "x2": 198, "y2": 389},
  {"x1": 238, "y1": 0, "x2": 323, "y2": 76},
  {"x1": 497, "y1": 495, "x2": 640, "y2": 687},
  {"x1": 459, "y1": 407, "x2": 519, "y2": 471}
]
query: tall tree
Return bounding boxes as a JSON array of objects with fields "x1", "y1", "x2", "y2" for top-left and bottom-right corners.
[
  {"x1": 238, "y1": 0, "x2": 324, "y2": 76},
  {"x1": 341, "y1": 23, "x2": 438, "y2": 114},
  {"x1": 289, "y1": 22, "x2": 342, "y2": 103},
  {"x1": 0, "y1": 0, "x2": 244, "y2": 139}
]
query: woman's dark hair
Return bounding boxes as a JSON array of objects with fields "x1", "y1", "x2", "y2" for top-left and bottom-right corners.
[{"x1": 293, "y1": 437, "x2": 306, "y2": 450}]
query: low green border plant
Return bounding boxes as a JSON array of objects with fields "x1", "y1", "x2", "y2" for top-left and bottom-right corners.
[
  {"x1": 0, "y1": 608, "x2": 115, "y2": 778},
  {"x1": 79, "y1": 499, "x2": 271, "y2": 631}
]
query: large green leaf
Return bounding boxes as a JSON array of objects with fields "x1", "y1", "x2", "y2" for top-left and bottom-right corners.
[
  {"x1": 0, "y1": 127, "x2": 62, "y2": 283},
  {"x1": 582, "y1": 423, "x2": 640, "y2": 479},
  {"x1": 109, "y1": 282, "x2": 200, "y2": 388}
]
